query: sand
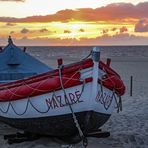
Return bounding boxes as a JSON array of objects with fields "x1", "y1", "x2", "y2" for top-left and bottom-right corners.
[{"x1": 0, "y1": 47, "x2": 148, "y2": 148}]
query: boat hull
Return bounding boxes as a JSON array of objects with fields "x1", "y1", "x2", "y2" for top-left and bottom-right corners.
[
  {"x1": 0, "y1": 82, "x2": 114, "y2": 136},
  {"x1": 0, "y1": 57, "x2": 125, "y2": 137},
  {"x1": 0, "y1": 111, "x2": 110, "y2": 136}
]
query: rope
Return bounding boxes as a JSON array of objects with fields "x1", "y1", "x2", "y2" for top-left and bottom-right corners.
[
  {"x1": 112, "y1": 90, "x2": 122, "y2": 113},
  {"x1": 100, "y1": 67, "x2": 123, "y2": 113},
  {"x1": 0, "y1": 72, "x2": 82, "y2": 101},
  {"x1": 28, "y1": 98, "x2": 50, "y2": 114},
  {"x1": 0, "y1": 70, "x2": 86, "y2": 116},
  {"x1": 58, "y1": 66, "x2": 88, "y2": 148},
  {"x1": 10, "y1": 99, "x2": 29, "y2": 116},
  {"x1": 0, "y1": 102, "x2": 10, "y2": 114},
  {"x1": 0, "y1": 97, "x2": 50, "y2": 115},
  {"x1": 101, "y1": 67, "x2": 124, "y2": 91},
  {"x1": 82, "y1": 51, "x2": 92, "y2": 61},
  {"x1": 100, "y1": 79, "x2": 104, "y2": 95}
]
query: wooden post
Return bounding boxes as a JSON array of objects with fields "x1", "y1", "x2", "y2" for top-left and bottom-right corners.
[
  {"x1": 130, "y1": 76, "x2": 133, "y2": 96},
  {"x1": 106, "y1": 58, "x2": 111, "y2": 67}
]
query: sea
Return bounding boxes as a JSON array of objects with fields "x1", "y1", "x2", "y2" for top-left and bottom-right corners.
[{"x1": 25, "y1": 46, "x2": 148, "y2": 68}]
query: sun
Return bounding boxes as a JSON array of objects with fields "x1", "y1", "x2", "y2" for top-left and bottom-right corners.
[
  {"x1": 51, "y1": 21, "x2": 97, "y2": 39},
  {"x1": 71, "y1": 24, "x2": 81, "y2": 39}
]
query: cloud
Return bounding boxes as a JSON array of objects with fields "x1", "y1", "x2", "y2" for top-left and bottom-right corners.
[
  {"x1": 39, "y1": 28, "x2": 48, "y2": 33},
  {"x1": 20, "y1": 28, "x2": 29, "y2": 34},
  {"x1": 1, "y1": 33, "x2": 148, "y2": 46},
  {"x1": 120, "y1": 26, "x2": 128, "y2": 33},
  {"x1": 0, "y1": 17, "x2": 17, "y2": 22},
  {"x1": 135, "y1": 19, "x2": 148, "y2": 32},
  {"x1": 76, "y1": 33, "x2": 148, "y2": 45},
  {"x1": 112, "y1": 27, "x2": 117, "y2": 31},
  {"x1": 102, "y1": 29, "x2": 109, "y2": 34},
  {"x1": 0, "y1": 0, "x2": 25, "y2": 2},
  {"x1": 79, "y1": 28, "x2": 85, "y2": 32},
  {"x1": 0, "y1": 2, "x2": 148, "y2": 23},
  {"x1": 10, "y1": 31, "x2": 15, "y2": 34},
  {"x1": 6, "y1": 22, "x2": 16, "y2": 26},
  {"x1": 16, "y1": 34, "x2": 148, "y2": 45},
  {"x1": 64, "y1": 30, "x2": 71, "y2": 33}
]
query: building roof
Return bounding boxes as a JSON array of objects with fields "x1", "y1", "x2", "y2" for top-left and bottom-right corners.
[{"x1": 0, "y1": 37, "x2": 51, "y2": 82}]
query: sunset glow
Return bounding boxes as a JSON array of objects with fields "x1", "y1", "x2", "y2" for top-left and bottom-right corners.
[{"x1": 0, "y1": 0, "x2": 148, "y2": 45}]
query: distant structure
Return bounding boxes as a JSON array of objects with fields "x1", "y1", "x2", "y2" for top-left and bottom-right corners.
[{"x1": 0, "y1": 36, "x2": 51, "y2": 83}]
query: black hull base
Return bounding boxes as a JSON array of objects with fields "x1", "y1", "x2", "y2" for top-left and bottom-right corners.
[{"x1": 0, "y1": 111, "x2": 110, "y2": 137}]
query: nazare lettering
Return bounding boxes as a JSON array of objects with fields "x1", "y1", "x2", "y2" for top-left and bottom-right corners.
[
  {"x1": 45, "y1": 90, "x2": 83, "y2": 110},
  {"x1": 95, "y1": 90, "x2": 113, "y2": 110}
]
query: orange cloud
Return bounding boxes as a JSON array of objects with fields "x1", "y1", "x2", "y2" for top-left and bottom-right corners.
[
  {"x1": 102, "y1": 29, "x2": 109, "y2": 34},
  {"x1": 64, "y1": 30, "x2": 71, "y2": 33},
  {"x1": 6, "y1": 22, "x2": 16, "y2": 26},
  {"x1": 112, "y1": 27, "x2": 117, "y2": 31},
  {"x1": 0, "y1": 2, "x2": 148, "y2": 23},
  {"x1": 79, "y1": 28, "x2": 85, "y2": 32},
  {"x1": 20, "y1": 28, "x2": 29, "y2": 34},
  {"x1": 135, "y1": 19, "x2": 148, "y2": 32},
  {"x1": 10, "y1": 31, "x2": 15, "y2": 34},
  {"x1": 40, "y1": 28, "x2": 48, "y2": 33},
  {"x1": 120, "y1": 26, "x2": 128, "y2": 33}
]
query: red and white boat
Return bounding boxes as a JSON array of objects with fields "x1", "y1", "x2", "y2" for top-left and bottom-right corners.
[{"x1": 0, "y1": 47, "x2": 125, "y2": 142}]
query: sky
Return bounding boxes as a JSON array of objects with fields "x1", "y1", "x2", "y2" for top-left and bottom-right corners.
[{"x1": 0, "y1": 0, "x2": 148, "y2": 46}]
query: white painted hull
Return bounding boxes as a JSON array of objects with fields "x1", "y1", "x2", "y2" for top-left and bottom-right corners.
[
  {"x1": 0, "y1": 81, "x2": 115, "y2": 119},
  {"x1": 0, "y1": 81, "x2": 116, "y2": 136}
]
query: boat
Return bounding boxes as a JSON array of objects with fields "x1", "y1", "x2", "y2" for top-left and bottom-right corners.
[
  {"x1": 0, "y1": 41, "x2": 125, "y2": 144},
  {"x1": 0, "y1": 36, "x2": 51, "y2": 83}
]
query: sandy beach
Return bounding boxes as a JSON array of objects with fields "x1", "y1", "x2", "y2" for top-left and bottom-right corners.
[{"x1": 0, "y1": 46, "x2": 148, "y2": 148}]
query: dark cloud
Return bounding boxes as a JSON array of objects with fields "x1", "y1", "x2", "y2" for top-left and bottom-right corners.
[
  {"x1": 64, "y1": 30, "x2": 71, "y2": 33},
  {"x1": 79, "y1": 28, "x2": 85, "y2": 32},
  {"x1": 0, "y1": 2, "x2": 148, "y2": 22},
  {"x1": 120, "y1": 26, "x2": 128, "y2": 33},
  {"x1": 75, "y1": 33, "x2": 148, "y2": 45},
  {"x1": 102, "y1": 29, "x2": 109, "y2": 34},
  {"x1": 6, "y1": 34, "x2": 148, "y2": 46},
  {"x1": 40, "y1": 28, "x2": 48, "y2": 33},
  {"x1": 6, "y1": 22, "x2": 16, "y2": 26},
  {"x1": 135, "y1": 19, "x2": 148, "y2": 32},
  {"x1": 112, "y1": 27, "x2": 117, "y2": 31},
  {"x1": 20, "y1": 28, "x2": 29, "y2": 34},
  {"x1": 1, "y1": 33, "x2": 148, "y2": 46},
  {"x1": 10, "y1": 31, "x2": 15, "y2": 34},
  {"x1": 0, "y1": 17, "x2": 17, "y2": 22}
]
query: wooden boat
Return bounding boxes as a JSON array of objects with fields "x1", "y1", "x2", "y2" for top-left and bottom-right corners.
[
  {"x1": 0, "y1": 47, "x2": 125, "y2": 143},
  {"x1": 0, "y1": 36, "x2": 51, "y2": 83}
]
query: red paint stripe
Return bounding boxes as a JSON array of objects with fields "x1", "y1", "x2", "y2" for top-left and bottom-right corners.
[
  {"x1": 98, "y1": 76, "x2": 125, "y2": 96},
  {"x1": 99, "y1": 61, "x2": 120, "y2": 78},
  {"x1": 0, "y1": 74, "x2": 93, "y2": 102},
  {"x1": 0, "y1": 59, "x2": 93, "y2": 90},
  {"x1": 0, "y1": 58, "x2": 125, "y2": 102}
]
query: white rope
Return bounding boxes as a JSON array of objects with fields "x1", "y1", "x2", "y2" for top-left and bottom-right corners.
[{"x1": 58, "y1": 66, "x2": 88, "y2": 148}]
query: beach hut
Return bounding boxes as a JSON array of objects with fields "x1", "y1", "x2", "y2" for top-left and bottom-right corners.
[{"x1": 0, "y1": 37, "x2": 51, "y2": 83}]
